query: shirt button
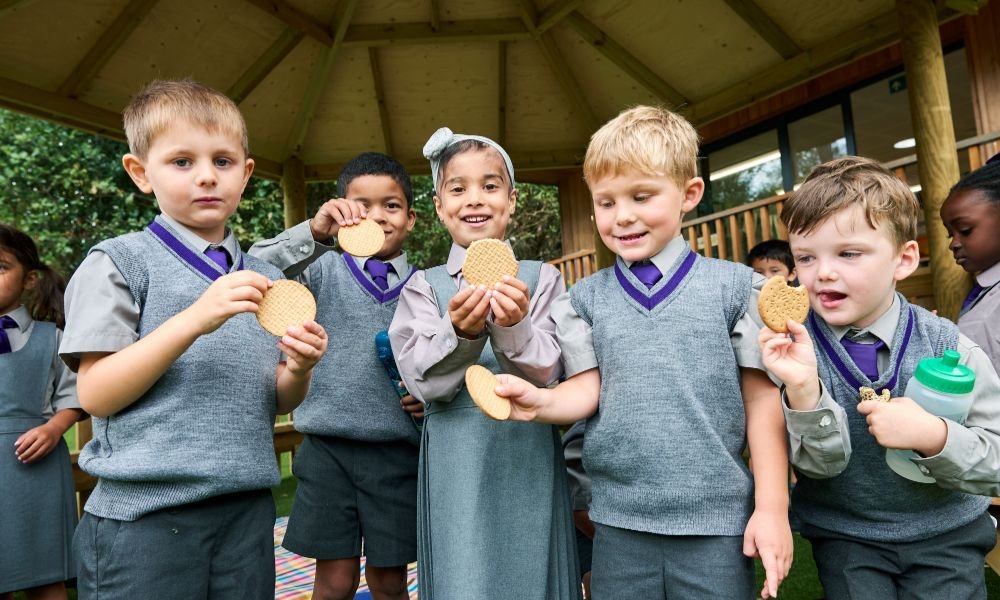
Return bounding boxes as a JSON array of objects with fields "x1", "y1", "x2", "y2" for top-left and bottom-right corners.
[
  {"x1": 919, "y1": 465, "x2": 931, "y2": 475},
  {"x1": 298, "y1": 244, "x2": 309, "y2": 254},
  {"x1": 445, "y1": 339, "x2": 454, "y2": 350},
  {"x1": 819, "y1": 415, "x2": 831, "y2": 427}
]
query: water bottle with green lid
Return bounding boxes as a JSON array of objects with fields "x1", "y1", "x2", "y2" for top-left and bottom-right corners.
[{"x1": 886, "y1": 349, "x2": 976, "y2": 483}]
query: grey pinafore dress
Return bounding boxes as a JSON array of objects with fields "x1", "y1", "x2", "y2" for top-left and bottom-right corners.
[
  {"x1": 417, "y1": 261, "x2": 581, "y2": 600},
  {"x1": 0, "y1": 321, "x2": 77, "y2": 592}
]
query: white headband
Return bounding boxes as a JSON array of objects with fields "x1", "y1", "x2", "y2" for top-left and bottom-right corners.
[{"x1": 423, "y1": 127, "x2": 515, "y2": 191}]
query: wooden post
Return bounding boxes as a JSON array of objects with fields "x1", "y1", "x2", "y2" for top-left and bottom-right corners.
[
  {"x1": 557, "y1": 169, "x2": 596, "y2": 255},
  {"x1": 896, "y1": 0, "x2": 970, "y2": 320},
  {"x1": 964, "y1": 1, "x2": 1000, "y2": 161},
  {"x1": 281, "y1": 155, "x2": 307, "y2": 229}
]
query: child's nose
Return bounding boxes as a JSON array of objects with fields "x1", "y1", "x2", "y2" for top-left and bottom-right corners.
[{"x1": 194, "y1": 163, "x2": 217, "y2": 186}]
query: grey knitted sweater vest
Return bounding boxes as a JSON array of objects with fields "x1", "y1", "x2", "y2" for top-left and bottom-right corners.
[
  {"x1": 795, "y1": 297, "x2": 990, "y2": 542},
  {"x1": 570, "y1": 252, "x2": 754, "y2": 536},
  {"x1": 79, "y1": 226, "x2": 283, "y2": 521},
  {"x1": 293, "y1": 253, "x2": 419, "y2": 444}
]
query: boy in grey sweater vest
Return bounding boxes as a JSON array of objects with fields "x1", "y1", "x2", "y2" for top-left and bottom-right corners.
[
  {"x1": 761, "y1": 156, "x2": 1000, "y2": 599},
  {"x1": 498, "y1": 106, "x2": 793, "y2": 599},
  {"x1": 250, "y1": 153, "x2": 419, "y2": 600},
  {"x1": 59, "y1": 80, "x2": 328, "y2": 600}
]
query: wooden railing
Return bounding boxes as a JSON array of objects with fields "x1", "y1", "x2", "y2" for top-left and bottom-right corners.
[{"x1": 548, "y1": 248, "x2": 598, "y2": 286}]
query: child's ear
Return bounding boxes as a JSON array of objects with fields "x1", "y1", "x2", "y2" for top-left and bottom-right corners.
[
  {"x1": 893, "y1": 240, "x2": 921, "y2": 281},
  {"x1": 405, "y1": 207, "x2": 416, "y2": 232},
  {"x1": 787, "y1": 269, "x2": 797, "y2": 284},
  {"x1": 22, "y1": 269, "x2": 39, "y2": 291},
  {"x1": 122, "y1": 154, "x2": 153, "y2": 194},
  {"x1": 433, "y1": 194, "x2": 445, "y2": 221},
  {"x1": 681, "y1": 177, "x2": 704, "y2": 213},
  {"x1": 241, "y1": 158, "x2": 255, "y2": 192},
  {"x1": 508, "y1": 187, "x2": 518, "y2": 216}
]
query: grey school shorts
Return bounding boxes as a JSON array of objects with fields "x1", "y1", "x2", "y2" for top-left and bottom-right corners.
[{"x1": 281, "y1": 434, "x2": 418, "y2": 567}]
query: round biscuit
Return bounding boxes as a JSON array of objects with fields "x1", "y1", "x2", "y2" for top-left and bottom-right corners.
[
  {"x1": 758, "y1": 275, "x2": 809, "y2": 333},
  {"x1": 462, "y1": 239, "x2": 519, "y2": 288},
  {"x1": 256, "y1": 279, "x2": 317, "y2": 336},
  {"x1": 465, "y1": 365, "x2": 511, "y2": 421},
  {"x1": 338, "y1": 218, "x2": 385, "y2": 257}
]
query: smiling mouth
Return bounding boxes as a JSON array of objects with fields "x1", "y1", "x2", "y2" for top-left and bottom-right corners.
[
  {"x1": 462, "y1": 216, "x2": 490, "y2": 224},
  {"x1": 617, "y1": 232, "x2": 646, "y2": 242},
  {"x1": 818, "y1": 291, "x2": 847, "y2": 303}
]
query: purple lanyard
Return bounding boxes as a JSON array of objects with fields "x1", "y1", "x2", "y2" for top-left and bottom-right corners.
[
  {"x1": 147, "y1": 219, "x2": 244, "y2": 283},
  {"x1": 614, "y1": 250, "x2": 697, "y2": 311},
  {"x1": 808, "y1": 306, "x2": 914, "y2": 392},
  {"x1": 343, "y1": 253, "x2": 416, "y2": 303}
]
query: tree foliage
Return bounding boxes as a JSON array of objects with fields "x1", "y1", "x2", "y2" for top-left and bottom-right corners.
[{"x1": 1, "y1": 108, "x2": 563, "y2": 276}]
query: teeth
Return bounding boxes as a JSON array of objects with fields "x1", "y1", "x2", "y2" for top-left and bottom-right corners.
[{"x1": 463, "y1": 216, "x2": 489, "y2": 223}]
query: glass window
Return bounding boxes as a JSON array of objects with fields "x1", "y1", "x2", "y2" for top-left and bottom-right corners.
[
  {"x1": 706, "y1": 130, "x2": 783, "y2": 213},
  {"x1": 788, "y1": 106, "x2": 848, "y2": 186}
]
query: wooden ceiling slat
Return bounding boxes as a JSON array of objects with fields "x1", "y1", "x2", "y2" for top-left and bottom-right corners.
[
  {"x1": 244, "y1": 0, "x2": 333, "y2": 46},
  {"x1": 341, "y1": 18, "x2": 531, "y2": 46},
  {"x1": 722, "y1": 0, "x2": 802, "y2": 60},
  {"x1": 228, "y1": 27, "x2": 304, "y2": 104},
  {"x1": 536, "y1": 0, "x2": 583, "y2": 33},
  {"x1": 57, "y1": 0, "x2": 159, "y2": 98},
  {"x1": 282, "y1": 0, "x2": 359, "y2": 159},
  {"x1": 368, "y1": 47, "x2": 394, "y2": 156},
  {"x1": 0, "y1": 0, "x2": 33, "y2": 15},
  {"x1": 564, "y1": 11, "x2": 688, "y2": 109},
  {"x1": 429, "y1": 0, "x2": 440, "y2": 31}
]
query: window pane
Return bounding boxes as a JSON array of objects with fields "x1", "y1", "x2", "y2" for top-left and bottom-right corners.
[
  {"x1": 789, "y1": 106, "x2": 847, "y2": 185},
  {"x1": 706, "y1": 130, "x2": 783, "y2": 213}
]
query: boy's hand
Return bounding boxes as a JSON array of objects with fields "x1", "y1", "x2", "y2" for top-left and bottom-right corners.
[
  {"x1": 186, "y1": 271, "x2": 272, "y2": 335},
  {"x1": 490, "y1": 275, "x2": 530, "y2": 327},
  {"x1": 400, "y1": 394, "x2": 424, "y2": 418},
  {"x1": 494, "y1": 373, "x2": 546, "y2": 421},
  {"x1": 309, "y1": 198, "x2": 367, "y2": 241},
  {"x1": 280, "y1": 321, "x2": 328, "y2": 376},
  {"x1": 14, "y1": 423, "x2": 62, "y2": 464},
  {"x1": 857, "y1": 397, "x2": 948, "y2": 456},
  {"x1": 759, "y1": 319, "x2": 820, "y2": 410},
  {"x1": 743, "y1": 508, "x2": 793, "y2": 599},
  {"x1": 449, "y1": 285, "x2": 491, "y2": 339}
]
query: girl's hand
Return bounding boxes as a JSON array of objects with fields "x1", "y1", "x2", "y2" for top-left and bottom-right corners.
[
  {"x1": 14, "y1": 423, "x2": 62, "y2": 464},
  {"x1": 857, "y1": 397, "x2": 947, "y2": 456},
  {"x1": 490, "y1": 275, "x2": 530, "y2": 327},
  {"x1": 280, "y1": 321, "x2": 328, "y2": 376},
  {"x1": 400, "y1": 394, "x2": 424, "y2": 417},
  {"x1": 494, "y1": 373, "x2": 546, "y2": 421},
  {"x1": 743, "y1": 508, "x2": 793, "y2": 599},
  {"x1": 309, "y1": 198, "x2": 367, "y2": 241},
  {"x1": 759, "y1": 319, "x2": 820, "y2": 410},
  {"x1": 449, "y1": 285, "x2": 491, "y2": 338},
  {"x1": 185, "y1": 271, "x2": 271, "y2": 335}
]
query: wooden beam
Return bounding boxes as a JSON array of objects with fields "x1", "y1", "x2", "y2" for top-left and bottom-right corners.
[
  {"x1": 498, "y1": 41, "x2": 507, "y2": 146},
  {"x1": 536, "y1": 0, "x2": 583, "y2": 33},
  {"x1": 368, "y1": 47, "x2": 394, "y2": 156},
  {"x1": 281, "y1": 155, "x2": 307, "y2": 228},
  {"x1": 517, "y1": 0, "x2": 599, "y2": 130},
  {"x1": 228, "y1": 27, "x2": 304, "y2": 104},
  {"x1": 683, "y1": 8, "x2": 954, "y2": 126},
  {"x1": 429, "y1": 0, "x2": 440, "y2": 31},
  {"x1": 282, "y1": 0, "x2": 358, "y2": 159},
  {"x1": 342, "y1": 18, "x2": 530, "y2": 47},
  {"x1": 0, "y1": 0, "x2": 35, "y2": 14},
  {"x1": 564, "y1": 11, "x2": 688, "y2": 108},
  {"x1": 244, "y1": 0, "x2": 333, "y2": 46},
  {"x1": 57, "y1": 0, "x2": 159, "y2": 98},
  {"x1": 721, "y1": 0, "x2": 802, "y2": 60}
]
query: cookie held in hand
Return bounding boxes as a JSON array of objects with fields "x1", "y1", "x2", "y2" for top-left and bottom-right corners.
[
  {"x1": 256, "y1": 279, "x2": 317, "y2": 336},
  {"x1": 465, "y1": 365, "x2": 511, "y2": 420},
  {"x1": 338, "y1": 218, "x2": 385, "y2": 257},
  {"x1": 758, "y1": 275, "x2": 809, "y2": 333},
  {"x1": 462, "y1": 239, "x2": 519, "y2": 288}
]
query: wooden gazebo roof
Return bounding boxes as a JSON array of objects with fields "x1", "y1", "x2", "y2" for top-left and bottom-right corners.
[{"x1": 0, "y1": 0, "x2": 964, "y2": 181}]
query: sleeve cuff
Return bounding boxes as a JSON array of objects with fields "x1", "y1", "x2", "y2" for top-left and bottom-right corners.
[
  {"x1": 909, "y1": 419, "x2": 972, "y2": 479},
  {"x1": 782, "y1": 382, "x2": 842, "y2": 436},
  {"x1": 563, "y1": 349, "x2": 599, "y2": 378},
  {"x1": 488, "y1": 315, "x2": 533, "y2": 354}
]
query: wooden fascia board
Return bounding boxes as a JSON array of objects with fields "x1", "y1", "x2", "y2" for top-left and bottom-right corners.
[
  {"x1": 721, "y1": 0, "x2": 802, "y2": 60},
  {"x1": 564, "y1": 11, "x2": 688, "y2": 108},
  {"x1": 536, "y1": 0, "x2": 584, "y2": 33},
  {"x1": 368, "y1": 47, "x2": 394, "y2": 156},
  {"x1": 228, "y1": 27, "x2": 304, "y2": 104},
  {"x1": 57, "y1": 0, "x2": 159, "y2": 98},
  {"x1": 244, "y1": 0, "x2": 333, "y2": 46}
]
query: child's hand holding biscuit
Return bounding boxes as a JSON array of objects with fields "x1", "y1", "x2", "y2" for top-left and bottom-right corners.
[
  {"x1": 308, "y1": 198, "x2": 367, "y2": 241},
  {"x1": 279, "y1": 321, "x2": 328, "y2": 376},
  {"x1": 185, "y1": 271, "x2": 272, "y2": 335},
  {"x1": 857, "y1": 396, "x2": 947, "y2": 456},
  {"x1": 490, "y1": 275, "x2": 530, "y2": 327},
  {"x1": 449, "y1": 285, "x2": 491, "y2": 339},
  {"x1": 759, "y1": 319, "x2": 821, "y2": 410}
]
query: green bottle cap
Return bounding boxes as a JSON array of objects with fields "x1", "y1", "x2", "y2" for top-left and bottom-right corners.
[{"x1": 913, "y1": 349, "x2": 976, "y2": 395}]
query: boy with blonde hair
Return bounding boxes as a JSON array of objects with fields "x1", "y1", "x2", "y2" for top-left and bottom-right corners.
[
  {"x1": 60, "y1": 79, "x2": 328, "y2": 599},
  {"x1": 497, "y1": 105, "x2": 793, "y2": 599},
  {"x1": 761, "y1": 156, "x2": 1000, "y2": 599}
]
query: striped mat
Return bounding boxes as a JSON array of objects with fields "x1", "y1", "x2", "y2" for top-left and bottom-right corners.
[{"x1": 274, "y1": 516, "x2": 419, "y2": 599}]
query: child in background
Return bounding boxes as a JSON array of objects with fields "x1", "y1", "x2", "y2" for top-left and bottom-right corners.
[
  {"x1": 250, "y1": 152, "x2": 420, "y2": 600},
  {"x1": 389, "y1": 127, "x2": 580, "y2": 600},
  {"x1": 60, "y1": 80, "x2": 327, "y2": 600},
  {"x1": 747, "y1": 239, "x2": 796, "y2": 284},
  {"x1": 940, "y1": 157, "x2": 1000, "y2": 376},
  {"x1": 761, "y1": 156, "x2": 1000, "y2": 599},
  {"x1": 497, "y1": 106, "x2": 792, "y2": 600},
  {"x1": 0, "y1": 224, "x2": 82, "y2": 600}
]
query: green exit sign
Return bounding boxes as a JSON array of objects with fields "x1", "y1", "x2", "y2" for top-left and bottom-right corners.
[{"x1": 889, "y1": 74, "x2": 907, "y2": 94}]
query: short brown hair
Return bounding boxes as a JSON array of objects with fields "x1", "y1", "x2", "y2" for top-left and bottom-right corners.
[
  {"x1": 123, "y1": 79, "x2": 248, "y2": 158},
  {"x1": 782, "y1": 156, "x2": 918, "y2": 248},
  {"x1": 584, "y1": 105, "x2": 699, "y2": 187}
]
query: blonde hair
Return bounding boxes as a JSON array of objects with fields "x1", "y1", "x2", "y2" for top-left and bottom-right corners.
[
  {"x1": 122, "y1": 79, "x2": 248, "y2": 158},
  {"x1": 782, "y1": 156, "x2": 918, "y2": 248},
  {"x1": 584, "y1": 105, "x2": 699, "y2": 186}
]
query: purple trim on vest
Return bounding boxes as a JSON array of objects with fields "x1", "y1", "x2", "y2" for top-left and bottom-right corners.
[
  {"x1": 614, "y1": 250, "x2": 697, "y2": 311},
  {"x1": 343, "y1": 253, "x2": 415, "y2": 304},
  {"x1": 147, "y1": 219, "x2": 244, "y2": 283},
  {"x1": 809, "y1": 306, "x2": 915, "y2": 392}
]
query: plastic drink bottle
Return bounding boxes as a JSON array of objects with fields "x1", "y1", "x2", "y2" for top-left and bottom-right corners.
[{"x1": 886, "y1": 349, "x2": 975, "y2": 483}]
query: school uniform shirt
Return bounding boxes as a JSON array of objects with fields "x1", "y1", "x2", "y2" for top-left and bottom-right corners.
[
  {"x1": 391, "y1": 242, "x2": 565, "y2": 403},
  {"x1": 781, "y1": 294, "x2": 1000, "y2": 496},
  {"x1": 2, "y1": 306, "x2": 78, "y2": 417},
  {"x1": 552, "y1": 235, "x2": 769, "y2": 377},
  {"x1": 60, "y1": 213, "x2": 242, "y2": 370},
  {"x1": 959, "y1": 261, "x2": 1000, "y2": 378}
]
